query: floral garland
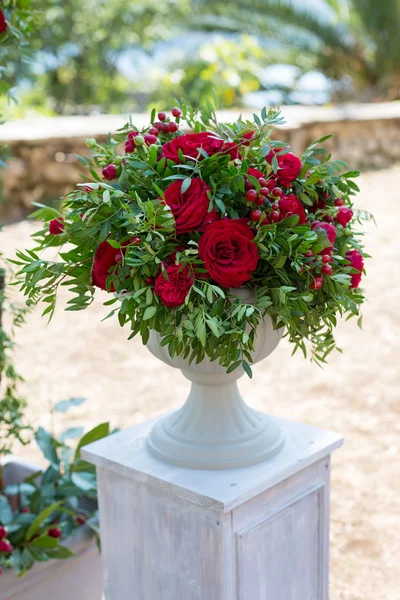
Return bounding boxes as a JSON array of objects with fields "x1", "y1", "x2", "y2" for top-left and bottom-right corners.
[{"x1": 14, "y1": 102, "x2": 368, "y2": 374}]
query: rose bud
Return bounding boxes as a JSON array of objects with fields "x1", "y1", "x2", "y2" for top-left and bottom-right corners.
[
  {"x1": 336, "y1": 206, "x2": 353, "y2": 227},
  {"x1": 171, "y1": 107, "x2": 182, "y2": 118},
  {"x1": 345, "y1": 249, "x2": 364, "y2": 289},
  {"x1": 0, "y1": 540, "x2": 13, "y2": 554},
  {"x1": 102, "y1": 164, "x2": 117, "y2": 180},
  {"x1": 49, "y1": 218, "x2": 65, "y2": 235},
  {"x1": 48, "y1": 528, "x2": 62, "y2": 539},
  {"x1": 144, "y1": 134, "x2": 158, "y2": 146}
]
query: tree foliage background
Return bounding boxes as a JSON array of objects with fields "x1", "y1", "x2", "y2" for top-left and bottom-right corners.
[{"x1": 2, "y1": 0, "x2": 400, "y2": 114}]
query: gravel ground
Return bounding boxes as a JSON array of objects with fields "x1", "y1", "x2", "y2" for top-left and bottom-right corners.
[{"x1": 1, "y1": 167, "x2": 399, "y2": 599}]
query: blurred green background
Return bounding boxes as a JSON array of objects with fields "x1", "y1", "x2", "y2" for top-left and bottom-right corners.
[{"x1": 2, "y1": 0, "x2": 400, "y2": 117}]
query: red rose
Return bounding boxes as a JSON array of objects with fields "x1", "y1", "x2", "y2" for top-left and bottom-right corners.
[
  {"x1": 92, "y1": 241, "x2": 124, "y2": 291},
  {"x1": 279, "y1": 195, "x2": 307, "y2": 224},
  {"x1": 336, "y1": 206, "x2": 353, "y2": 227},
  {"x1": 198, "y1": 219, "x2": 259, "y2": 288},
  {"x1": 345, "y1": 249, "x2": 364, "y2": 289},
  {"x1": 164, "y1": 178, "x2": 210, "y2": 235},
  {"x1": 49, "y1": 218, "x2": 64, "y2": 235},
  {"x1": 155, "y1": 263, "x2": 194, "y2": 307},
  {"x1": 199, "y1": 207, "x2": 221, "y2": 231},
  {"x1": 312, "y1": 221, "x2": 336, "y2": 253},
  {"x1": 0, "y1": 10, "x2": 7, "y2": 34},
  {"x1": 102, "y1": 164, "x2": 117, "y2": 180},
  {"x1": 224, "y1": 141, "x2": 241, "y2": 160},
  {"x1": 161, "y1": 132, "x2": 224, "y2": 163},
  {"x1": 0, "y1": 527, "x2": 7, "y2": 540},
  {"x1": 266, "y1": 150, "x2": 302, "y2": 187}
]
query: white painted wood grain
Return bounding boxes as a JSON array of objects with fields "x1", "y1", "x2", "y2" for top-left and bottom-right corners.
[
  {"x1": 97, "y1": 467, "x2": 226, "y2": 600},
  {"x1": 84, "y1": 420, "x2": 341, "y2": 599},
  {"x1": 236, "y1": 488, "x2": 322, "y2": 600}
]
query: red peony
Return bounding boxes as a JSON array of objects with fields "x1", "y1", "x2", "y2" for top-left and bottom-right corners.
[
  {"x1": 278, "y1": 195, "x2": 307, "y2": 224},
  {"x1": 0, "y1": 10, "x2": 7, "y2": 34},
  {"x1": 102, "y1": 164, "x2": 117, "y2": 180},
  {"x1": 161, "y1": 132, "x2": 225, "y2": 163},
  {"x1": 312, "y1": 221, "x2": 336, "y2": 253},
  {"x1": 49, "y1": 218, "x2": 64, "y2": 235},
  {"x1": 155, "y1": 263, "x2": 194, "y2": 307},
  {"x1": 92, "y1": 241, "x2": 124, "y2": 291},
  {"x1": 266, "y1": 150, "x2": 302, "y2": 187},
  {"x1": 198, "y1": 219, "x2": 259, "y2": 288},
  {"x1": 345, "y1": 249, "x2": 364, "y2": 288},
  {"x1": 336, "y1": 206, "x2": 353, "y2": 227},
  {"x1": 163, "y1": 178, "x2": 210, "y2": 235}
]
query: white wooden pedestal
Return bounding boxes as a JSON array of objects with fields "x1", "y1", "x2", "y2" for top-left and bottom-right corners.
[{"x1": 82, "y1": 417, "x2": 343, "y2": 600}]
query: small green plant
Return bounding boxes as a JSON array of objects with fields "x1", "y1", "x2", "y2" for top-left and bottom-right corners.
[
  {"x1": 0, "y1": 254, "x2": 30, "y2": 492},
  {"x1": 0, "y1": 397, "x2": 111, "y2": 576},
  {"x1": 0, "y1": 1, "x2": 36, "y2": 166}
]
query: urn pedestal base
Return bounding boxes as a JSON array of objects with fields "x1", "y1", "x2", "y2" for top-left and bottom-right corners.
[
  {"x1": 147, "y1": 381, "x2": 284, "y2": 470},
  {"x1": 83, "y1": 417, "x2": 343, "y2": 600}
]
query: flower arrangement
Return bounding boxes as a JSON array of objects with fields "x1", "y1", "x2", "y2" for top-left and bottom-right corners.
[{"x1": 14, "y1": 102, "x2": 368, "y2": 374}]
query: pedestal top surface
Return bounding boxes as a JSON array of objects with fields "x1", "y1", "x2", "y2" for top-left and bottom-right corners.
[{"x1": 82, "y1": 416, "x2": 343, "y2": 513}]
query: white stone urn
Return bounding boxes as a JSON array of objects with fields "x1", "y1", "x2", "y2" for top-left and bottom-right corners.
[{"x1": 146, "y1": 288, "x2": 284, "y2": 470}]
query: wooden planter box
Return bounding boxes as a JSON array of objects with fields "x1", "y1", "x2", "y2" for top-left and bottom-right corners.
[{"x1": 0, "y1": 458, "x2": 103, "y2": 600}]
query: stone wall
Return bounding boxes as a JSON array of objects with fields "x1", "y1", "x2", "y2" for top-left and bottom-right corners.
[
  {"x1": 1, "y1": 103, "x2": 400, "y2": 223},
  {"x1": 1, "y1": 135, "x2": 109, "y2": 222}
]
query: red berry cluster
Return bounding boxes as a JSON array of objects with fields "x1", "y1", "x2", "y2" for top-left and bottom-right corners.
[
  {"x1": 121, "y1": 107, "x2": 183, "y2": 161},
  {"x1": 245, "y1": 173, "x2": 283, "y2": 225},
  {"x1": 0, "y1": 526, "x2": 13, "y2": 555},
  {"x1": 303, "y1": 249, "x2": 334, "y2": 290}
]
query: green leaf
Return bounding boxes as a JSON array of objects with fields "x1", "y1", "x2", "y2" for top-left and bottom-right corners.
[
  {"x1": 58, "y1": 427, "x2": 85, "y2": 443},
  {"x1": 0, "y1": 495, "x2": 13, "y2": 526},
  {"x1": 71, "y1": 471, "x2": 97, "y2": 491},
  {"x1": 25, "y1": 502, "x2": 63, "y2": 542},
  {"x1": 74, "y1": 423, "x2": 110, "y2": 461},
  {"x1": 332, "y1": 274, "x2": 352, "y2": 285},
  {"x1": 242, "y1": 361, "x2": 253, "y2": 379},
  {"x1": 54, "y1": 397, "x2": 86, "y2": 413},
  {"x1": 35, "y1": 427, "x2": 60, "y2": 467},
  {"x1": 206, "y1": 318, "x2": 220, "y2": 337},
  {"x1": 181, "y1": 178, "x2": 192, "y2": 193},
  {"x1": 143, "y1": 306, "x2": 157, "y2": 320},
  {"x1": 29, "y1": 535, "x2": 60, "y2": 549},
  {"x1": 46, "y1": 545, "x2": 75, "y2": 560},
  {"x1": 148, "y1": 145, "x2": 158, "y2": 166}
]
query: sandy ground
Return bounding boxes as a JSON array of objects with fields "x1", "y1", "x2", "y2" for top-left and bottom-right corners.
[{"x1": 1, "y1": 168, "x2": 399, "y2": 599}]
